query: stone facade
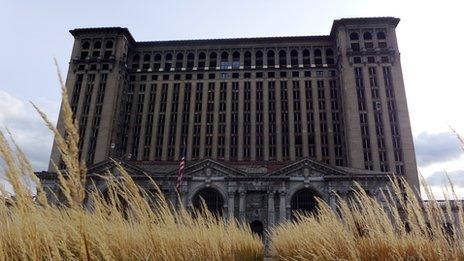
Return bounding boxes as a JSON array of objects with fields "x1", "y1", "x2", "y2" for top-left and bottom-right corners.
[{"x1": 38, "y1": 17, "x2": 419, "y2": 231}]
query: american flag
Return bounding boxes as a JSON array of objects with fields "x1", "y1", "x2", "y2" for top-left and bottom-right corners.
[{"x1": 176, "y1": 156, "x2": 186, "y2": 192}]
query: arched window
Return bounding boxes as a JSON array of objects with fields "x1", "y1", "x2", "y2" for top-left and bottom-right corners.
[
  {"x1": 326, "y1": 48, "x2": 334, "y2": 65},
  {"x1": 154, "y1": 53, "x2": 161, "y2": 70},
  {"x1": 198, "y1": 52, "x2": 206, "y2": 69},
  {"x1": 279, "y1": 50, "x2": 287, "y2": 67},
  {"x1": 363, "y1": 32, "x2": 373, "y2": 49},
  {"x1": 290, "y1": 50, "x2": 299, "y2": 67},
  {"x1": 93, "y1": 41, "x2": 102, "y2": 49},
  {"x1": 105, "y1": 40, "x2": 114, "y2": 49},
  {"x1": 290, "y1": 188, "x2": 319, "y2": 220},
  {"x1": 175, "y1": 53, "x2": 184, "y2": 69},
  {"x1": 131, "y1": 54, "x2": 140, "y2": 70},
  {"x1": 220, "y1": 51, "x2": 229, "y2": 69},
  {"x1": 164, "y1": 53, "x2": 173, "y2": 71},
  {"x1": 142, "y1": 54, "x2": 151, "y2": 69},
  {"x1": 314, "y1": 49, "x2": 322, "y2": 66},
  {"x1": 350, "y1": 32, "x2": 360, "y2": 51},
  {"x1": 82, "y1": 41, "x2": 90, "y2": 49},
  {"x1": 103, "y1": 40, "x2": 114, "y2": 59},
  {"x1": 267, "y1": 50, "x2": 275, "y2": 67},
  {"x1": 221, "y1": 51, "x2": 229, "y2": 62},
  {"x1": 209, "y1": 52, "x2": 217, "y2": 68},
  {"x1": 255, "y1": 50, "x2": 263, "y2": 68},
  {"x1": 80, "y1": 41, "x2": 90, "y2": 59},
  {"x1": 192, "y1": 188, "x2": 224, "y2": 217},
  {"x1": 350, "y1": 32, "x2": 359, "y2": 41},
  {"x1": 244, "y1": 51, "x2": 252, "y2": 69},
  {"x1": 92, "y1": 41, "x2": 101, "y2": 58},
  {"x1": 363, "y1": 32, "x2": 372, "y2": 40},
  {"x1": 187, "y1": 52, "x2": 195, "y2": 69},
  {"x1": 377, "y1": 31, "x2": 386, "y2": 40},
  {"x1": 377, "y1": 32, "x2": 387, "y2": 49},
  {"x1": 232, "y1": 51, "x2": 240, "y2": 69},
  {"x1": 302, "y1": 49, "x2": 310, "y2": 66}
]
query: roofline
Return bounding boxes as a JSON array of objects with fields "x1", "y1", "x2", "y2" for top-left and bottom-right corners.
[
  {"x1": 330, "y1": 17, "x2": 400, "y2": 35},
  {"x1": 69, "y1": 17, "x2": 399, "y2": 47}
]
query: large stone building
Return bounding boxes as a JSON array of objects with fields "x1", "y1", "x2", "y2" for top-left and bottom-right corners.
[{"x1": 39, "y1": 17, "x2": 418, "y2": 233}]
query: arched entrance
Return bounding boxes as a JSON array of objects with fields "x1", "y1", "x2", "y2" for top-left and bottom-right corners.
[
  {"x1": 250, "y1": 220, "x2": 264, "y2": 238},
  {"x1": 192, "y1": 188, "x2": 224, "y2": 217},
  {"x1": 290, "y1": 188, "x2": 319, "y2": 220}
]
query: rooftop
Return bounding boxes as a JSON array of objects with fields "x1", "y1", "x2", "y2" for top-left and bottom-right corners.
[{"x1": 69, "y1": 17, "x2": 400, "y2": 47}]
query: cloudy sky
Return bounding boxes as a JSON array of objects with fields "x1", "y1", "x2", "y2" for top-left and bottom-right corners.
[{"x1": 0, "y1": 0, "x2": 463, "y2": 198}]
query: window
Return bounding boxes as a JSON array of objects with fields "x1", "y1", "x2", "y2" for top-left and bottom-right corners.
[
  {"x1": 290, "y1": 49, "x2": 299, "y2": 67},
  {"x1": 220, "y1": 51, "x2": 229, "y2": 69},
  {"x1": 279, "y1": 50, "x2": 287, "y2": 67},
  {"x1": 105, "y1": 40, "x2": 113, "y2": 49},
  {"x1": 193, "y1": 188, "x2": 224, "y2": 217},
  {"x1": 153, "y1": 53, "x2": 161, "y2": 70},
  {"x1": 302, "y1": 49, "x2": 310, "y2": 66},
  {"x1": 244, "y1": 51, "x2": 252, "y2": 68},
  {"x1": 164, "y1": 53, "x2": 173, "y2": 71},
  {"x1": 326, "y1": 48, "x2": 334, "y2": 65},
  {"x1": 291, "y1": 189, "x2": 319, "y2": 220},
  {"x1": 198, "y1": 52, "x2": 206, "y2": 69},
  {"x1": 208, "y1": 73, "x2": 215, "y2": 79},
  {"x1": 82, "y1": 41, "x2": 90, "y2": 49},
  {"x1": 131, "y1": 54, "x2": 140, "y2": 70},
  {"x1": 175, "y1": 53, "x2": 184, "y2": 69},
  {"x1": 255, "y1": 50, "x2": 263, "y2": 68},
  {"x1": 354, "y1": 57, "x2": 362, "y2": 64},
  {"x1": 363, "y1": 32, "x2": 374, "y2": 49},
  {"x1": 267, "y1": 50, "x2": 275, "y2": 67},
  {"x1": 209, "y1": 52, "x2": 217, "y2": 68},
  {"x1": 350, "y1": 32, "x2": 359, "y2": 41},
  {"x1": 350, "y1": 32, "x2": 360, "y2": 51},
  {"x1": 232, "y1": 51, "x2": 240, "y2": 68},
  {"x1": 377, "y1": 32, "x2": 387, "y2": 48},
  {"x1": 186, "y1": 52, "x2": 195, "y2": 69},
  {"x1": 314, "y1": 49, "x2": 322, "y2": 66},
  {"x1": 143, "y1": 54, "x2": 151, "y2": 69}
]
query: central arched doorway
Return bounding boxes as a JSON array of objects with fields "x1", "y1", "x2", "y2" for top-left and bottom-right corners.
[
  {"x1": 290, "y1": 188, "x2": 319, "y2": 220},
  {"x1": 250, "y1": 220, "x2": 264, "y2": 238},
  {"x1": 192, "y1": 188, "x2": 224, "y2": 217}
]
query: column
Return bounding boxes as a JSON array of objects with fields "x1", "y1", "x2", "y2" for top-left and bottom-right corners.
[
  {"x1": 239, "y1": 190, "x2": 246, "y2": 222},
  {"x1": 224, "y1": 82, "x2": 232, "y2": 160},
  {"x1": 362, "y1": 67, "x2": 381, "y2": 170},
  {"x1": 161, "y1": 82, "x2": 174, "y2": 160},
  {"x1": 237, "y1": 81, "x2": 244, "y2": 160},
  {"x1": 250, "y1": 80, "x2": 257, "y2": 160},
  {"x1": 211, "y1": 82, "x2": 220, "y2": 158},
  {"x1": 228, "y1": 192, "x2": 235, "y2": 219},
  {"x1": 299, "y1": 79, "x2": 309, "y2": 157},
  {"x1": 275, "y1": 80, "x2": 283, "y2": 160},
  {"x1": 263, "y1": 80, "x2": 270, "y2": 160},
  {"x1": 279, "y1": 190, "x2": 286, "y2": 223},
  {"x1": 268, "y1": 191, "x2": 275, "y2": 227},
  {"x1": 287, "y1": 80, "x2": 296, "y2": 160},
  {"x1": 199, "y1": 82, "x2": 208, "y2": 158}
]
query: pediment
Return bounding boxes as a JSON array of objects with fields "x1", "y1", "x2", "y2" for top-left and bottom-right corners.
[
  {"x1": 169, "y1": 159, "x2": 247, "y2": 178},
  {"x1": 266, "y1": 157, "x2": 347, "y2": 177}
]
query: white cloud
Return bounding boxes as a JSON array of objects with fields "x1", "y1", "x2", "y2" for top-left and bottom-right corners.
[{"x1": 0, "y1": 90, "x2": 56, "y2": 171}]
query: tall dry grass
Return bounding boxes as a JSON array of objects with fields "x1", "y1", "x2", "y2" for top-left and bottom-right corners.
[
  {"x1": 271, "y1": 131, "x2": 464, "y2": 260},
  {"x1": 0, "y1": 62, "x2": 263, "y2": 260}
]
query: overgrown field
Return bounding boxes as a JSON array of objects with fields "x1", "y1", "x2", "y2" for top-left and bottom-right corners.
[{"x1": 1, "y1": 66, "x2": 463, "y2": 260}]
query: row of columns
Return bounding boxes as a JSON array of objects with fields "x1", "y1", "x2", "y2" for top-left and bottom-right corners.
[{"x1": 226, "y1": 190, "x2": 288, "y2": 225}]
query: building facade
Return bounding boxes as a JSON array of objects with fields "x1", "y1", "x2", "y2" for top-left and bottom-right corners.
[{"x1": 40, "y1": 17, "x2": 418, "y2": 231}]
